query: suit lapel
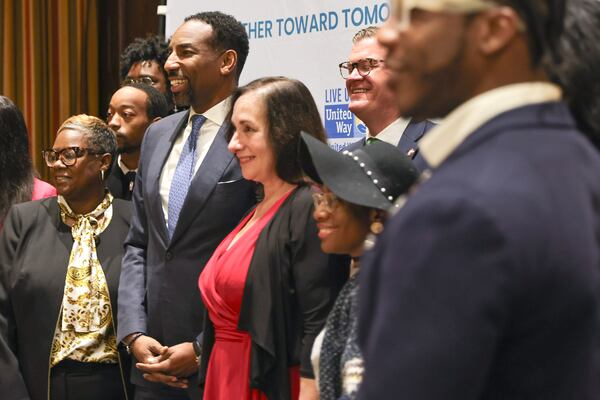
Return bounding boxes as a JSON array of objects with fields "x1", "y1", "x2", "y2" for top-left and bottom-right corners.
[
  {"x1": 398, "y1": 119, "x2": 428, "y2": 157},
  {"x1": 106, "y1": 158, "x2": 124, "y2": 198},
  {"x1": 146, "y1": 111, "x2": 190, "y2": 242},
  {"x1": 170, "y1": 122, "x2": 235, "y2": 243}
]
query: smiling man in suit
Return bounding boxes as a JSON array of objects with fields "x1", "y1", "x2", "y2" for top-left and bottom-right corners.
[
  {"x1": 117, "y1": 11, "x2": 255, "y2": 400},
  {"x1": 341, "y1": 26, "x2": 435, "y2": 170},
  {"x1": 357, "y1": 0, "x2": 600, "y2": 399}
]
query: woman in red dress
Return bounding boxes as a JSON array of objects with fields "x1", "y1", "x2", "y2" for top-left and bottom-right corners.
[{"x1": 198, "y1": 77, "x2": 346, "y2": 400}]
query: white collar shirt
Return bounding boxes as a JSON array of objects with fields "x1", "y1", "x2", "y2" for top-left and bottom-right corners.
[
  {"x1": 366, "y1": 117, "x2": 411, "y2": 147},
  {"x1": 420, "y1": 82, "x2": 562, "y2": 169},
  {"x1": 159, "y1": 96, "x2": 232, "y2": 224}
]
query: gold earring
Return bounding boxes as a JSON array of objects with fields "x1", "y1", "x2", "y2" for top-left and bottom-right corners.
[{"x1": 370, "y1": 220, "x2": 384, "y2": 234}]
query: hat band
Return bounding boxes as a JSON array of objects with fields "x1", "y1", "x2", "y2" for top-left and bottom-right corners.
[{"x1": 341, "y1": 149, "x2": 396, "y2": 204}]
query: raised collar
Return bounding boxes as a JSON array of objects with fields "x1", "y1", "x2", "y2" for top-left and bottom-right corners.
[{"x1": 420, "y1": 82, "x2": 562, "y2": 168}]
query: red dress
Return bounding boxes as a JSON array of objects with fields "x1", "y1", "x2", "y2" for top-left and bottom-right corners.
[{"x1": 199, "y1": 191, "x2": 299, "y2": 400}]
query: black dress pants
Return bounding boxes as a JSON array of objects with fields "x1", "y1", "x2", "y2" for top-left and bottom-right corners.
[{"x1": 50, "y1": 359, "x2": 126, "y2": 400}]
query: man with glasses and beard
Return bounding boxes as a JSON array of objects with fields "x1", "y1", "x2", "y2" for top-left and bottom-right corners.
[{"x1": 357, "y1": 1, "x2": 600, "y2": 399}]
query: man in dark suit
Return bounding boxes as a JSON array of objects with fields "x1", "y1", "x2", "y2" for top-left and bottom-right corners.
[
  {"x1": 117, "y1": 12, "x2": 256, "y2": 400},
  {"x1": 341, "y1": 26, "x2": 434, "y2": 170},
  {"x1": 106, "y1": 83, "x2": 169, "y2": 200},
  {"x1": 358, "y1": 1, "x2": 600, "y2": 399}
]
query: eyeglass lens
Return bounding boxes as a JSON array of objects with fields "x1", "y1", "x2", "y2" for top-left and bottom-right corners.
[
  {"x1": 312, "y1": 192, "x2": 338, "y2": 211},
  {"x1": 44, "y1": 148, "x2": 79, "y2": 166},
  {"x1": 340, "y1": 59, "x2": 380, "y2": 79},
  {"x1": 123, "y1": 76, "x2": 155, "y2": 86}
]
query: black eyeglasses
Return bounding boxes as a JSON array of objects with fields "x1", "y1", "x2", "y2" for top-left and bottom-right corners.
[
  {"x1": 122, "y1": 76, "x2": 157, "y2": 86},
  {"x1": 42, "y1": 147, "x2": 102, "y2": 167},
  {"x1": 338, "y1": 58, "x2": 385, "y2": 79}
]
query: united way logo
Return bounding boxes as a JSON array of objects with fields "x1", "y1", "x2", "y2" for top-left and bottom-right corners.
[{"x1": 323, "y1": 87, "x2": 367, "y2": 147}]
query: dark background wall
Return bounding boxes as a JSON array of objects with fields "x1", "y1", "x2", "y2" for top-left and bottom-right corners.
[{"x1": 98, "y1": 0, "x2": 163, "y2": 119}]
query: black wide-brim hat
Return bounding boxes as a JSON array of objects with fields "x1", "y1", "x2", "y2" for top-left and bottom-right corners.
[{"x1": 299, "y1": 132, "x2": 419, "y2": 211}]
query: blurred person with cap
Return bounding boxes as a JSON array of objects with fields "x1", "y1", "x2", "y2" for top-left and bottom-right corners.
[{"x1": 357, "y1": 0, "x2": 600, "y2": 399}]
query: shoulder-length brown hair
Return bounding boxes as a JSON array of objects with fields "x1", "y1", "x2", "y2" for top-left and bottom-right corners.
[{"x1": 226, "y1": 77, "x2": 327, "y2": 184}]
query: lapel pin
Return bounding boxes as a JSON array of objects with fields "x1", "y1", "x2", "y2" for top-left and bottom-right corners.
[{"x1": 407, "y1": 148, "x2": 416, "y2": 159}]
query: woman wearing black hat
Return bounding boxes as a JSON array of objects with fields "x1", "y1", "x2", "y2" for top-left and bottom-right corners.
[{"x1": 299, "y1": 132, "x2": 419, "y2": 400}]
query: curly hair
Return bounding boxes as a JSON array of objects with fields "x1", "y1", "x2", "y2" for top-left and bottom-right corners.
[
  {"x1": 227, "y1": 77, "x2": 326, "y2": 184},
  {"x1": 0, "y1": 96, "x2": 33, "y2": 223},
  {"x1": 119, "y1": 35, "x2": 169, "y2": 82},
  {"x1": 184, "y1": 11, "x2": 249, "y2": 82},
  {"x1": 58, "y1": 115, "x2": 117, "y2": 175}
]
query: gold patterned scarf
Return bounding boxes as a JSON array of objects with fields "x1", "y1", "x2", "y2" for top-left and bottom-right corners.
[{"x1": 57, "y1": 192, "x2": 113, "y2": 333}]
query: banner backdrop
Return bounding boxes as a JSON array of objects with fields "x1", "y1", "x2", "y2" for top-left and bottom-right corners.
[{"x1": 165, "y1": 0, "x2": 390, "y2": 149}]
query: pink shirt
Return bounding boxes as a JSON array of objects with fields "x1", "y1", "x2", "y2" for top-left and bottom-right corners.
[{"x1": 32, "y1": 178, "x2": 57, "y2": 200}]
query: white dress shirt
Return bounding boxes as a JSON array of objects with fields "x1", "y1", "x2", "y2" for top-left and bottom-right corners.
[
  {"x1": 117, "y1": 155, "x2": 137, "y2": 174},
  {"x1": 366, "y1": 117, "x2": 410, "y2": 147},
  {"x1": 159, "y1": 97, "x2": 232, "y2": 224}
]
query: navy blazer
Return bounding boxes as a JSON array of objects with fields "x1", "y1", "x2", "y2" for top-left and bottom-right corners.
[
  {"x1": 106, "y1": 158, "x2": 135, "y2": 201},
  {"x1": 344, "y1": 119, "x2": 435, "y2": 171},
  {"x1": 357, "y1": 102, "x2": 600, "y2": 399},
  {"x1": 117, "y1": 110, "x2": 255, "y2": 396}
]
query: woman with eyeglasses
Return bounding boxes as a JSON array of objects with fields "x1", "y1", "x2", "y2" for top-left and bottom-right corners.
[
  {"x1": 194, "y1": 77, "x2": 346, "y2": 400},
  {"x1": 0, "y1": 115, "x2": 132, "y2": 400},
  {"x1": 299, "y1": 133, "x2": 419, "y2": 400},
  {"x1": 0, "y1": 96, "x2": 56, "y2": 228}
]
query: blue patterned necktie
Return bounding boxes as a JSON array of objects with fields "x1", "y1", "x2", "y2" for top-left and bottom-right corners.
[{"x1": 168, "y1": 114, "x2": 206, "y2": 238}]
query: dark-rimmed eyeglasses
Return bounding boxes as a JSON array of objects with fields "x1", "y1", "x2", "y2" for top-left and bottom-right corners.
[
  {"x1": 122, "y1": 76, "x2": 157, "y2": 86},
  {"x1": 312, "y1": 189, "x2": 340, "y2": 212},
  {"x1": 338, "y1": 58, "x2": 385, "y2": 79},
  {"x1": 42, "y1": 147, "x2": 102, "y2": 167}
]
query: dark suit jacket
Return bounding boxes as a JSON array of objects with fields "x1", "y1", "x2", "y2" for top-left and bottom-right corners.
[
  {"x1": 106, "y1": 158, "x2": 135, "y2": 201},
  {"x1": 117, "y1": 110, "x2": 256, "y2": 396},
  {"x1": 357, "y1": 102, "x2": 600, "y2": 399},
  {"x1": 0, "y1": 197, "x2": 132, "y2": 400},
  {"x1": 345, "y1": 119, "x2": 435, "y2": 171}
]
